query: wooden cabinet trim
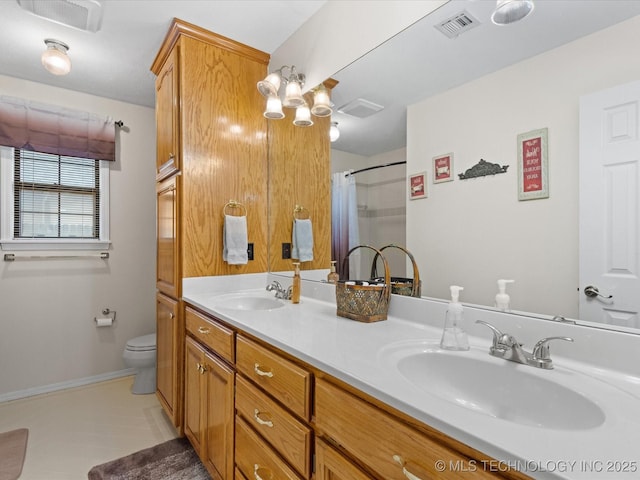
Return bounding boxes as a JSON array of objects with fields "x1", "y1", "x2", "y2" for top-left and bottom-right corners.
[{"x1": 151, "y1": 17, "x2": 269, "y2": 75}]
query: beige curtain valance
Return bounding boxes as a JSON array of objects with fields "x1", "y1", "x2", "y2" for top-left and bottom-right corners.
[{"x1": 0, "y1": 96, "x2": 116, "y2": 161}]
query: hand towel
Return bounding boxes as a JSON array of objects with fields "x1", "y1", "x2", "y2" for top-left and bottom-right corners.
[
  {"x1": 292, "y1": 218, "x2": 314, "y2": 262},
  {"x1": 223, "y1": 214, "x2": 248, "y2": 265}
]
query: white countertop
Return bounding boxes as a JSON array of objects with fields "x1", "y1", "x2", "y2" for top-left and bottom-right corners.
[{"x1": 183, "y1": 273, "x2": 640, "y2": 480}]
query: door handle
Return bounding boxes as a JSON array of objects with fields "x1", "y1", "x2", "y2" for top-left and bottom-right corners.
[{"x1": 584, "y1": 285, "x2": 613, "y2": 299}]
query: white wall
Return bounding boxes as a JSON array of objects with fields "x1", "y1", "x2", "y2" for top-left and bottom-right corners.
[
  {"x1": 0, "y1": 75, "x2": 156, "y2": 399},
  {"x1": 406, "y1": 16, "x2": 640, "y2": 318}
]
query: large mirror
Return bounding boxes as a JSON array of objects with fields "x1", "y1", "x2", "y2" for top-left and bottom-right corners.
[{"x1": 320, "y1": 0, "x2": 640, "y2": 333}]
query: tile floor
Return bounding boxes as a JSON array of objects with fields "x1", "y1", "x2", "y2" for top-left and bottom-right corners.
[{"x1": 0, "y1": 376, "x2": 178, "y2": 480}]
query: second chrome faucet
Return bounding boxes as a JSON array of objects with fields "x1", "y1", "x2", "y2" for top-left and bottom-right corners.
[{"x1": 475, "y1": 320, "x2": 573, "y2": 370}]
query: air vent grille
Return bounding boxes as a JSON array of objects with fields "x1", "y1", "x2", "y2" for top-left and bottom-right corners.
[
  {"x1": 16, "y1": 0, "x2": 104, "y2": 32},
  {"x1": 434, "y1": 10, "x2": 480, "y2": 39},
  {"x1": 337, "y1": 98, "x2": 385, "y2": 118}
]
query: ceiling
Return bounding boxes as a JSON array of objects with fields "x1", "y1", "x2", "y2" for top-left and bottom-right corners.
[
  {"x1": 1, "y1": 1, "x2": 640, "y2": 157},
  {"x1": 0, "y1": 0, "x2": 326, "y2": 106}
]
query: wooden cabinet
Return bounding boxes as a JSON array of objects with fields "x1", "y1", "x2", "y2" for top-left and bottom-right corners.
[
  {"x1": 156, "y1": 292, "x2": 182, "y2": 428},
  {"x1": 185, "y1": 334, "x2": 235, "y2": 480},
  {"x1": 235, "y1": 335, "x2": 313, "y2": 479},
  {"x1": 315, "y1": 438, "x2": 375, "y2": 480},
  {"x1": 315, "y1": 378, "x2": 513, "y2": 480},
  {"x1": 156, "y1": 174, "x2": 180, "y2": 298},
  {"x1": 155, "y1": 45, "x2": 180, "y2": 181}
]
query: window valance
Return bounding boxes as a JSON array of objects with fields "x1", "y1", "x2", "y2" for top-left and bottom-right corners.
[{"x1": 0, "y1": 96, "x2": 116, "y2": 161}]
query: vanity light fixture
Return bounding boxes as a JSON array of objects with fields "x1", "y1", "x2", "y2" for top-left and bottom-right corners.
[
  {"x1": 330, "y1": 122, "x2": 340, "y2": 142},
  {"x1": 491, "y1": 0, "x2": 535, "y2": 25},
  {"x1": 41, "y1": 38, "x2": 71, "y2": 75},
  {"x1": 257, "y1": 65, "x2": 332, "y2": 126}
]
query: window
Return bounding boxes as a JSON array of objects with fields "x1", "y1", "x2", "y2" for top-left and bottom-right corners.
[{"x1": 1, "y1": 146, "x2": 110, "y2": 250}]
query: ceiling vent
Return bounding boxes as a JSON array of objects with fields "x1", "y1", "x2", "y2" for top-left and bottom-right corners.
[
  {"x1": 434, "y1": 10, "x2": 480, "y2": 39},
  {"x1": 337, "y1": 98, "x2": 385, "y2": 118},
  {"x1": 16, "y1": 0, "x2": 104, "y2": 32}
]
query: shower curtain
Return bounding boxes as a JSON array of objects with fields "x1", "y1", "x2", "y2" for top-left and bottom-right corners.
[{"x1": 331, "y1": 171, "x2": 360, "y2": 279}]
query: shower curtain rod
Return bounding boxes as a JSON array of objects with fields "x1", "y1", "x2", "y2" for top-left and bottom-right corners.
[{"x1": 345, "y1": 161, "x2": 406, "y2": 176}]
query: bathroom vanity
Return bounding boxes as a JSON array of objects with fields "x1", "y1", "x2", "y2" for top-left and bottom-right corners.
[{"x1": 180, "y1": 273, "x2": 640, "y2": 480}]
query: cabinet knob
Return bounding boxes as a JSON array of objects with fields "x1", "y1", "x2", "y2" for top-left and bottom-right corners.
[
  {"x1": 197, "y1": 326, "x2": 210, "y2": 335},
  {"x1": 169, "y1": 312, "x2": 175, "y2": 319},
  {"x1": 253, "y1": 464, "x2": 272, "y2": 480},
  {"x1": 253, "y1": 363, "x2": 274, "y2": 378},
  {"x1": 393, "y1": 455, "x2": 423, "y2": 480},
  {"x1": 253, "y1": 409, "x2": 274, "y2": 428},
  {"x1": 168, "y1": 153, "x2": 175, "y2": 160}
]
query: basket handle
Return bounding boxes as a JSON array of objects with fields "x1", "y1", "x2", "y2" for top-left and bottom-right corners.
[
  {"x1": 342, "y1": 245, "x2": 391, "y2": 288},
  {"x1": 370, "y1": 244, "x2": 421, "y2": 297}
]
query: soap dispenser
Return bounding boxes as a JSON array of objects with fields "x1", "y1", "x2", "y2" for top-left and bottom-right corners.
[
  {"x1": 440, "y1": 286, "x2": 469, "y2": 351},
  {"x1": 291, "y1": 262, "x2": 301, "y2": 304},
  {"x1": 327, "y1": 260, "x2": 339, "y2": 284},
  {"x1": 495, "y1": 279, "x2": 515, "y2": 312}
]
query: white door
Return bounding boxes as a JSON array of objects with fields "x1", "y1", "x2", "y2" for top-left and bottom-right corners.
[{"x1": 579, "y1": 81, "x2": 640, "y2": 328}]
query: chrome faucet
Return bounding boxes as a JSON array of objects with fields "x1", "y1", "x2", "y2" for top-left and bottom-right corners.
[
  {"x1": 475, "y1": 320, "x2": 573, "y2": 370},
  {"x1": 266, "y1": 280, "x2": 292, "y2": 300}
]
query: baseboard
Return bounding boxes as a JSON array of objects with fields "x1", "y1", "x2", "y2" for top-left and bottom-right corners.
[{"x1": 0, "y1": 368, "x2": 136, "y2": 403}]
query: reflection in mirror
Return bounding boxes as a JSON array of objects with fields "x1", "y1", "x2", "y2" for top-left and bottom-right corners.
[{"x1": 325, "y1": 0, "x2": 640, "y2": 333}]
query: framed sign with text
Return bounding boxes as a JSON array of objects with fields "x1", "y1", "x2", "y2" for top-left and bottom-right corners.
[
  {"x1": 517, "y1": 128, "x2": 548, "y2": 201},
  {"x1": 409, "y1": 172, "x2": 427, "y2": 200},
  {"x1": 433, "y1": 153, "x2": 454, "y2": 183}
]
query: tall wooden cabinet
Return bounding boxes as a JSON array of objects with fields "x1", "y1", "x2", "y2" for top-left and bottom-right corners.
[{"x1": 151, "y1": 18, "x2": 271, "y2": 432}]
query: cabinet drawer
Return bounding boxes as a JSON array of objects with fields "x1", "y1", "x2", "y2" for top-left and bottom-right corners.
[
  {"x1": 235, "y1": 417, "x2": 304, "y2": 480},
  {"x1": 315, "y1": 379, "x2": 497, "y2": 480},
  {"x1": 185, "y1": 307, "x2": 234, "y2": 363},
  {"x1": 236, "y1": 335, "x2": 311, "y2": 420},
  {"x1": 236, "y1": 376, "x2": 312, "y2": 478}
]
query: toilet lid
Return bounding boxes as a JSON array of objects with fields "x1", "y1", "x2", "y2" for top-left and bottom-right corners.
[{"x1": 126, "y1": 333, "x2": 156, "y2": 351}]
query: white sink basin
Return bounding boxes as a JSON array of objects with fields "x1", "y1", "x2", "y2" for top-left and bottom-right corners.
[
  {"x1": 213, "y1": 292, "x2": 285, "y2": 311},
  {"x1": 380, "y1": 342, "x2": 605, "y2": 430}
]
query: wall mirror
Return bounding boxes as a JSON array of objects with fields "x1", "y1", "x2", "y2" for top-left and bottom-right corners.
[{"x1": 274, "y1": 0, "x2": 640, "y2": 335}]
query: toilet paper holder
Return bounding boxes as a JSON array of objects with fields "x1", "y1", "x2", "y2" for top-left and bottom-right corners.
[{"x1": 95, "y1": 308, "x2": 116, "y2": 326}]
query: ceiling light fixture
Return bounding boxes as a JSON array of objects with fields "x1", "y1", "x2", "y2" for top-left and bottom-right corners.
[
  {"x1": 491, "y1": 0, "x2": 534, "y2": 25},
  {"x1": 330, "y1": 122, "x2": 340, "y2": 142},
  {"x1": 41, "y1": 38, "x2": 71, "y2": 75},
  {"x1": 257, "y1": 65, "x2": 332, "y2": 127}
]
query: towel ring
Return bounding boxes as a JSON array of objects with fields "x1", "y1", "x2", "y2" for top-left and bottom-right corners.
[
  {"x1": 293, "y1": 204, "x2": 310, "y2": 220},
  {"x1": 224, "y1": 200, "x2": 247, "y2": 217}
]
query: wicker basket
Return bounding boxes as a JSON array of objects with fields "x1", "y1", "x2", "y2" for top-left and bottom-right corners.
[
  {"x1": 336, "y1": 245, "x2": 391, "y2": 322},
  {"x1": 369, "y1": 244, "x2": 422, "y2": 297}
]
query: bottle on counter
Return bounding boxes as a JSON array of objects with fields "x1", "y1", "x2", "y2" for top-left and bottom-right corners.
[
  {"x1": 440, "y1": 285, "x2": 469, "y2": 351},
  {"x1": 327, "y1": 260, "x2": 339, "y2": 284},
  {"x1": 291, "y1": 262, "x2": 301, "y2": 304},
  {"x1": 495, "y1": 279, "x2": 514, "y2": 311}
]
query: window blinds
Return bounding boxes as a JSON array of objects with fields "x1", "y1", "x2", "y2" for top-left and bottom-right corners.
[{"x1": 14, "y1": 149, "x2": 100, "y2": 239}]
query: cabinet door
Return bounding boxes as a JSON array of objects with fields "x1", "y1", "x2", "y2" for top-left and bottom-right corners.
[
  {"x1": 156, "y1": 292, "x2": 181, "y2": 428},
  {"x1": 156, "y1": 46, "x2": 179, "y2": 180},
  {"x1": 157, "y1": 174, "x2": 180, "y2": 298},
  {"x1": 184, "y1": 337, "x2": 204, "y2": 455},
  {"x1": 316, "y1": 439, "x2": 374, "y2": 480},
  {"x1": 202, "y1": 350, "x2": 235, "y2": 480}
]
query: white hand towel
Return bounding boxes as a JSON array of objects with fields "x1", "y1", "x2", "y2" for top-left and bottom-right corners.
[
  {"x1": 292, "y1": 218, "x2": 313, "y2": 262},
  {"x1": 223, "y1": 214, "x2": 248, "y2": 265}
]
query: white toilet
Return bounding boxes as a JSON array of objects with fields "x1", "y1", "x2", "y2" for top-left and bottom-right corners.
[{"x1": 123, "y1": 333, "x2": 157, "y2": 394}]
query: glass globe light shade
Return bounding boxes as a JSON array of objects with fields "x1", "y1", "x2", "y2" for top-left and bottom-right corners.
[{"x1": 41, "y1": 39, "x2": 71, "y2": 76}]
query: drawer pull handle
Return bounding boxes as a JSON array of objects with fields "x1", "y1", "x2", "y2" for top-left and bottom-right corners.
[
  {"x1": 254, "y1": 464, "x2": 273, "y2": 480},
  {"x1": 393, "y1": 455, "x2": 423, "y2": 480},
  {"x1": 197, "y1": 326, "x2": 210, "y2": 334},
  {"x1": 254, "y1": 363, "x2": 274, "y2": 378},
  {"x1": 253, "y1": 409, "x2": 274, "y2": 428}
]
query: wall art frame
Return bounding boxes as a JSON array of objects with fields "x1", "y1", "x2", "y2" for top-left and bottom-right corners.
[
  {"x1": 517, "y1": 127, "x2": 549, "y2": 201},
  {"x1": 409, "y1": 172, "x2": 427, "y2": 200},
  {"x1": 433, "y1": 153, "x2": 454, "y2": 183}
]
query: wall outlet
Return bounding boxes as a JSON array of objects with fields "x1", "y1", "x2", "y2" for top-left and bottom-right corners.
[
  {"x1": 247, "y1": 243, "x2": 254, "y2": 261},
  {"x1": 282, "y1": 242, "x2": 291, "y2": 259}
]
